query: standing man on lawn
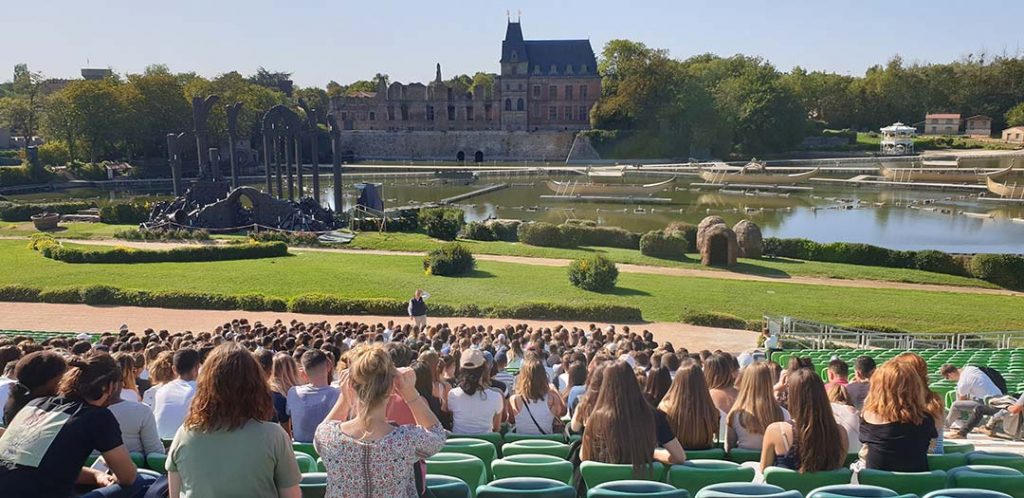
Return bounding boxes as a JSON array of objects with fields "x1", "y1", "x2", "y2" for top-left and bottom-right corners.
[{"x1": 408, "y1": 289, "x2": 430, "y2": 330}]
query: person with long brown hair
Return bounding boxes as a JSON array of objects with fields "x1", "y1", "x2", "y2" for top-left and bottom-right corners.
[
  {"x1": 706, "y1": 353, "x2": 739, "y2": 413},
  {"x1": 269, "y1": 353, "x2": 302, "y2": 437},
  {"x1": 510, "y1": 354, "x2": 566, "y2": 435},
  {"x1": 114, "y1": 352, "x2": 141, "y2": 402},
  {"x1": 760, "y1": 368, "x2": 848, "y2": 473},
  {"x1": 0, "y1": 351, "x2": 154, "y2": 497},
  {"x1": 644, "y1": 366, "x2": 672, "y2": 406},
  {"x1": 859, "y1": 360, "x2": 939, "y2": 472},
  {"x1": 726, "y1": 362, "x2": 790, "y2": 450},
  {"x1": 581, "y1": 361, "x2": 685, "y2": 475},
  {"x1": 316, "y1": 344, "x2": 445, "y2": 498},
  {"x1": 570, "y1": 360, "x2": 609, "y2": 433},
  {"x1": 166, "y1": 343, "x2": 301, "y2": 498},
  {"x1": 892, "y1": 352, "x2": 945, "y2": 453},
  {"x1": 659, "y1": 363, "x2": 721, "y2": 450}
]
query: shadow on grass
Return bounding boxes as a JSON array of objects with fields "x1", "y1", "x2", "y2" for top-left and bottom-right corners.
[
  {"x1": 606, "y1": 286, "x2": 651, "y2": 297},
  {"x1": 728, "y1": 262, "x2": 791, "y2": 279},
  {"x1": 456, "y1": 269, "x2": 496, "y2": 279}
]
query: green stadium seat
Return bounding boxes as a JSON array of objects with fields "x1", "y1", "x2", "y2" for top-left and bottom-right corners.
[
  {"x1": 695, "y1": 483, "x2": 802, "y2": 498},
  {"x1": 923, "y1": 489, "x2": 1013, "y2": 498},
  {"x1": 685, "y1": 448, "x2": 727, "y2": 460},
  {"x1": 491, "y1": 454, "x2": 574, "y2": 484},
  {"x1": 501, "y1": 439, "x2": 571, "y2": 459},
  {"x1": 428, "y1": 452, "x2": 488, "y2": 498},
  {"x1": 579, "y1": 461, "x2": 667, "y2": 490},
  {"x1": 666, "y1": 460, "x2": 755, "y2": 496},
  {"x1": 965, "y1": 452, "x2": 1024, "y2": 473},
  {"x1": 293, "y1": 442, "x2": 319, "y2": 460},
  {"x1": 806, "y1": 484, "x2": 907, "y2": 498},
  {"x1": 503, "y1": 433, "x2": 566, "y2": 443},
  {"x1": 928, "y1": 452, "x2": 968, "y2": 471},
  {"x1": 857, "y1": 469, "x2": 948, "y2": 496},
  {"x1": 451, "y1": 432, "x2": 503, "y2": 451},
  {"x1": 947, "y1": 465, "x2": 1024, "y2": 498},
  {"x1": 316, "y1": 457, "x2": 325, "y2": 472},
  {"x1": 942, "y1": 442, "x2": 975, "y2": 454},
  {"x1": 445, "y1": 438, "x2": 499, "y2": 480},
  {"x1": 726, "y1": 448, "x2": 761, "y2": 464},
  {"x1": 763, "y1": 467, "x2": 852, "y2": 495},
  {"x1": 299, "y1": 472, "x2": 327, "y2": 498},
  {"x1": 146, "y1": 453, "x2": 167, "y2": 474},
  {"x1": 476, "y1": 476, "x2": 575, "y2": 498},
  {"x1": 294, "y1": 451, "x2": 317, "y2": 473},
  {"x1": 588, "y1": 480, "x2": 689, "y2": 497},
  {"x1": 427, "y1": 474, "x2": 472, "y2": 498}
]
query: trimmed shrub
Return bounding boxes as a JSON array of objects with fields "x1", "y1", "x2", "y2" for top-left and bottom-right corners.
[
  {"x1": 423, "y1": 244, "x2": 476, "y2": 276},
  {"x1": 41, "y1": 242, "x2": 288, "y2": 264},
  {"x1": 27, "y1": 233, "x2": 58, "y2": 252},
  {"x1": 0, "y1": 201, "x2": 96, "y2": 222},
  {"x1": 568, "y1": 255, "x2": 619, "y2": 292},
  {"x1": 99, "y1": 201, "x2": 151, "y2": 224},
  {"x1": 970, "y1": 254, "x2": 1024, "y2": 289},
  {"x1": 488, "y1": 220, "x2": 521, "y2": 242},
  {"x1": 640, "y1": 230, "x2": 687, "y2": 259},
  {"x1": 518, "y1": 222, "x2": 566, "y2": 247},
  {"x1": 564, "y1": 219, "x2": 598, "y2": 227},
  {"x1": 38, "y1": 287, "x2": 83, "y2": 304},
  {"x1": 115, "y1": 228, "x2": 211, "y2": 242},
  {"x1": 914, "y1": 250, "x2": 965, "y2": 276},
  {"x1": 81, "y1": 285, "x2": 119, "y2": 305},
  {"x1": 575, "y1": 225, "x2": 641, "y2": 249},
  {"x1": 842, "y1": 323, "x2": 912, "y2": 335},
  {"x1": 556, "y1": 223, "x2": 586, "y2": 248},
  {"x1": 682, "y1": 311, "x2": 749, "y2": 330},
  {"x1": 0, "y1": 285, "x2": 42, "y2": 302},
  {"x1": 460, "y1": 221, "x2": 497, "y2": 241},
  {"x1": 665, "y1": 222, "x2": 698, "y2": 252},
  {"x1": 289, "y1": 294, "x2": 407, "y2": 315},
  {"x1": 248, "y1": 230, "x2": 319, "y2": 246},
  {"x1": 418, "y1": 207, "x2": 464, "y2": 241},
  {"x1": 482, "y1": 302, "x2": 642, "y2": 322}
]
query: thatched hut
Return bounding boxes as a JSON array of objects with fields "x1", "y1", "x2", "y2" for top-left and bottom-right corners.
[
  {"x1": 696, "y1": 216, "x2": 739, "y2": 267},
  {"x1": 733, "y1": 220, "x2": 763, "y2": 259},
  {"x1": 696, "y1": 216, "x2": 726, "y2": 253}
]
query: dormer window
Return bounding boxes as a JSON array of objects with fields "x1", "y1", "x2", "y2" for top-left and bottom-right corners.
[
  {"x1": 549, "y1": 64, "x2": 558, "y2": 74},
  {"x1": 565, "y1": 64, "x2": 573, "y2": 74},
  {"x1": 533, "y1": 65, "x2": 541, "y2": 74},
  {"x1": 511, "y1": 50, "x2": 518, "y2": 61},
  {"x1": 580, "y1": 64, "x2": 588, "y2": 74}
]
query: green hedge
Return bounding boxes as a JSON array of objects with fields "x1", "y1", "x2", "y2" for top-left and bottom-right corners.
[
  {"x1": 576, "y1": 225, "x2": 640, "y2": 249},
  {"x1": 418, "y1": 207, "x2": 464, "y2": 241},
  {"x1": 99, "y1": 201, "x2": 152, "y2": 224},
  {"x1": 682, "y1": 311, "x2": 759, "y2": 331},
  {"x1": 518, "y1": 222, "x2": 572, "y2": 247},
  {"x1": 762, "y1": 237, "x2": 1024, "y2": 289},
  {"x1": 423, "y1": 244, "x2": 476, "y2": 276},
  {"x1": 518, "y1": 221, "x2": 640, "y2": 249},
  {"x1": 0, "y1": 284, "x2": 288, "y2": 311},
  {"x1": 40, "y1": 242, "x2": 288, "y2": 264},
  {"x1": 115, "y1": 228, "x2": 211, "y2": 242},
  {"x1": 640, "y1": 230, "x2": 687, "y2": 259},
  {"x1": 248, "y1": 230, "x2": 319, "y2": 246},
  {"x1": 665, "y1": 222, "x2": 698, "y2": 252},
  {"x1": 0, "y1": 201, "x2": 96, "y2": 222},
  {"x1": 568, "y1": 255, "x2": 619, "y2": 292}
]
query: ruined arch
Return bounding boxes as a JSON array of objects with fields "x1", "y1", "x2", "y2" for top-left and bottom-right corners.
[
  {"x1": 456, "y1": 151, "x2": 466, "y2": 162},
  {"x1": 474, "y1": 151, "x2": 484, "y2": 163}
]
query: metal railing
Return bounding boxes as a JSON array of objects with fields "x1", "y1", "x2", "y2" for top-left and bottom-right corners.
[{"x1": 764, "y1": 315, "x2": 1024, "y2": 350}]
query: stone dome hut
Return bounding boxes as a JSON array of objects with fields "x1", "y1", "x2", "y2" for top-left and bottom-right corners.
[
  {"x1": 696, "y1": 216, "x2": 738, "y2": 267},
  {"x1": 733, "y1": 220, "x2": 764, "y2": 259}
]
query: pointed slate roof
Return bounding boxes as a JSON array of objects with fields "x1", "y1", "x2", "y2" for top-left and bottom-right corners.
[{"x1": 500, "y1": 21, "x2": 597, "y2": 75}]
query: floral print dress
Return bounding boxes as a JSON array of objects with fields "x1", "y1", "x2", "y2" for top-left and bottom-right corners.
[{"x1": 315, "y1": 421, "x2": 446, "y2": 498}]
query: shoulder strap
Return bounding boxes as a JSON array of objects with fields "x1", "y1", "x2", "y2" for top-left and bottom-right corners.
[{"x1": 521, "y1": 398, "x2": 547, "y2": 435}]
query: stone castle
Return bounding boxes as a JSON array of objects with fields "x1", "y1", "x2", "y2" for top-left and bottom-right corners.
[{"x1": 328, "y1": 21, "x2": 602, "y2": 162}]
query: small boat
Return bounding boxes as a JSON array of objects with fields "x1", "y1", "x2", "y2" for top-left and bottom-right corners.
[
  {"x1": 545, "y1": 177, "x2": 676, "y2": 196},
  {"x1": 879, "y1": 164, "x2": 1013, "y2": 184},
  {"x1": 986, "y1": 177, "x2": 1024, "y2": 199},
  {"x1": 698, "y1": 162, "x2": 818, "y2": 185},
  {"x1": 318, "y1": 230, "x2": 356, "y2": 244}
]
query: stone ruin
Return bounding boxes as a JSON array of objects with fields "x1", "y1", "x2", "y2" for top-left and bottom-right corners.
[
  {"x1": 696, "y1": 216, "x2": 738, "y2": 267},
  {"x1": 144, "y1": 186, "x2": 336, "y2": 232},
  {"x1": 733, "y1": 220, "x2": 764, "y2": 259}
]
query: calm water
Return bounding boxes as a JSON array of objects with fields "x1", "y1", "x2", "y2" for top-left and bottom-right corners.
[{"x1": 10, "y1": 156, "x2": 1024, "y2": 254}]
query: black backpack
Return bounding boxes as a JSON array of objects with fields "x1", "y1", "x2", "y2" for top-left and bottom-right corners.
[{"x1": 975, "y1": 365, "x2": 1008, "y2": 395}]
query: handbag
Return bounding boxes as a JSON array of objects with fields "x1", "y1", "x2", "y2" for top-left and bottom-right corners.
[{"x1": 521, "y1": 395, "x2": 566, "y2": 435}]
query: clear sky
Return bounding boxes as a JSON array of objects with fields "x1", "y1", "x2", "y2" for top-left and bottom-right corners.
[{"x1": 5, "y1": 0, "x2": 1022, "y2": 87}]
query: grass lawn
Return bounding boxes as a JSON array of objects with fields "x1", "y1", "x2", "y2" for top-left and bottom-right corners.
[
  {"x1": 0, "y1": 222, "x2": 135, "y2": 239},
  {"x1": 347, "y1": 232, "x2": 998, "y2": 289},
  {"x1": 0, "y1": 239, "x2": 1019, "y2": 333}
]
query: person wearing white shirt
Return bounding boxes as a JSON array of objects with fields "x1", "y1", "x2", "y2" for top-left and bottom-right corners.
[
  {"x1": 154, "y1": 349, "x2": 201, "y2": 439},
  {"x1": 0, "y1": 361, "x2": 17, "y2": 410},
  {"x1": 941, "y1": 364, "x2": 1003, "y2": 438},
  {"x1": 447, "y1": 349, "x2": 504, "y2": 434}
]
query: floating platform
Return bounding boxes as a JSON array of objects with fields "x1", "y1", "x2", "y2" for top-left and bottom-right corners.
[
  {"x1": 810, "y1": 177, "x2": 987, "y2": 191},
  {"x1": 439, "y1": 183, "x2": 508, "y2": 205},
  {"x1": 978, "y1": 196, "x2": 1024, "y2": 204},
  {"x1": 540, "y1": 195, "x2": 672, "y2": 205},
  {"x1": 689, "y1": 183, "x2": 813, "y2": 192}
]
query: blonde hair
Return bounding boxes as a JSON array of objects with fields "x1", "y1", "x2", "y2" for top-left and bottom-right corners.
[
  {"x1": 149, "y1": 351, "x2": 175, "y2": 385},
  {"x1": 270, "y1": 353, "x2": 302, "y2": 396},
  {"x1": 348, "y1": 344, "x2": 396, "y2": 421},
  {"x1": 727, "y1": 362, "x2": 784, "y2": 436},
  {"x1": 864, "y1": 360, "x2": 931, "y2": 425},
  {"x1": 515, "y1": 355, "x2": 549, "y2": 402}
]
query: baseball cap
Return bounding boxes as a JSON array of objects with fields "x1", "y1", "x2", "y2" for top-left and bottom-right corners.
[{"x1": 461, "y1": 348, "x2": 486, "y2": 369}]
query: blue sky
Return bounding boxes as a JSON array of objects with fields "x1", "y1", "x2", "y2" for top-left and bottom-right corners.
[{"x1": 5, "y1": 0, "x2": 1022, "y2": 87}]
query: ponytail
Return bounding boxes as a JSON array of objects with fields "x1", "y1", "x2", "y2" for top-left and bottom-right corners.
[{"x1": 58, "y1": 352, "x2": 121, "y2": 402}]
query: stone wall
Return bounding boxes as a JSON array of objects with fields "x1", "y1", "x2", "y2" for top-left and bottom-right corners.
[{"x1": 337, "y1": 130, "x2": 583, "y2": 162}]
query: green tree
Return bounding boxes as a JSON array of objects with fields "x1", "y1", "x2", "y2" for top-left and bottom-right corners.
[
  {"x1": 61, "y1": 78, "x2": 129, "y2": 163},
  {"x1": 1, "y1": 64, "x2": 44, "y2": 148},
  {"x1": 123, "y1": 65, "x2": 191, "y2": 158},
  {"x1": 1006, "y1": 102, "x2": 1024, "y2": 127},
  {"x1": 294, "y1": 86, "x2": 329, "y2": 113},
  {"x1": 184, "y1": 71, "x2": 288, "y2": 146},
  {"x1": 326, "y1": 80, "x2": 345, "y2": 97},
  {"x1": 41, "y1": 91, "x2": 83, "y2": 162}
]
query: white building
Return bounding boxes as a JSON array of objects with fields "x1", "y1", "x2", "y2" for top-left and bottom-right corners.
[{"x1": 880, "y1": 122, "x2": 916, "y2": 155}]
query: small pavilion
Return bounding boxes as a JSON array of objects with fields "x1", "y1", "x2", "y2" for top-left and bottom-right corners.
[{"x1": 879, "y1": 122, "x2": 916, "y2": 155}]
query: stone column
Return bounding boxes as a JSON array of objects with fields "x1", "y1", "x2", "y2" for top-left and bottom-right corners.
[
  {"x1": 327, "y1": 114, "x2": 343, "y2": 212},
  {"x1": 294, "y1": 134, "x2": 303, "y2": 199},
  {"x1": 275, "y1": 136, "x2": 284, "y2": 199},
  {"x1": 167, "y1": 133, "x2": 182, "y2": 196},
  {"x1": 285, "y1": 133, "x2": 294, "y2": 201},
  {"x1": 262, "y1": 133, "x2": 272, "y2": 195},
  {"x1": 225, "y1": 102, "x2": 243, "y2": 189},
  {"x1": 208, "y1": 148, "x2": 221, "y2": 180}
]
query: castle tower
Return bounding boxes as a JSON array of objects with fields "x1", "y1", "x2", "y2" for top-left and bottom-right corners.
[{"x1": 500, "y1": 21, "x2": 529, "y2": 131}]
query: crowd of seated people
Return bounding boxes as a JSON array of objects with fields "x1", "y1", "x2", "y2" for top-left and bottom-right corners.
[{"x1": 0, "y1": 318, "x2": 1018, "y2": 497}]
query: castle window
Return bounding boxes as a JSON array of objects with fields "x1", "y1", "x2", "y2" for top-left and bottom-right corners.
[
  {"x1": 511, "y1": 50, "x2": 518, "y2": 61},
  {"x1": 466, "y1": 106, "x2": 474, "y2": 121},
  {"x1": 447, "y1": 88, "x2": 453, "y2": 101},
  {"x1": 532, "y1": 85, "x2": 541, "y2": 97},
  {"x1": 579, "y1": 106, "x2": 588, "y2": 121},
  {"x1": 387, "y1": 106, "x2": 395, "y2": 121},
  {"x1": 548, "y1": 106, "x2": 557, "y2": 120},
  {"x1": 564, "y1": 106, "x2": 572, "y2": 120},
  {"x1": 447, "y1": 105, "x2": 456, "y2": 120},
  {"x1": 400, "y1": 104, "x2": 408, "y2": 121},
  {"x1": 581, "y1": 64, "x2": 588, "y2": 73},
  {"x1": 565, "y1": 85, "x2": 573, "y2": 101},
  {"x1": 369, "y1": 111, "x2": 376, "y2": 121},
  {"x1": 549, "y1": 85, "x2": 557, "y2": 99},
  {"x1": 484, "y1": 104, "x2": 492, "y2": 121},
  {"x1": 426, "y1": 105, "x2": 435, "y2": 121},
  {"x1": 580, "y1": 85, "x2": 588, "y2": 99},
  {"x1": 516, "y1": 98, "x2": 524, "y2": 111},
  {"x1": 505, "y1": 99, "x2": 512, "y2": 111},
  {"x1": 518, "y1": 83, "x2": 523, "y2": 91}
]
